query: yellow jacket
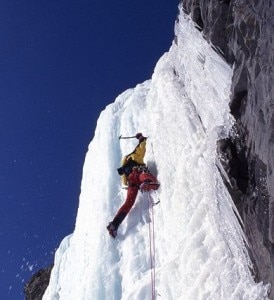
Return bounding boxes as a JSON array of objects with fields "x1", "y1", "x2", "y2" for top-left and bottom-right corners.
[
  {"x1": 120, "y1": 139, "x2": 146, "y2": 185},
  {"x1": 121, "y1": 139, "x2": 146, "y2": 166}
]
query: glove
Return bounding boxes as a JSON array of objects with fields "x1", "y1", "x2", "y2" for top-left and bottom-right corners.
[
  {"x1": 136, "y1": 133, "x2": 147, "y2": 142},
  {"x1": 135, "y1": 133, "x2": 143, "y2": 140}
]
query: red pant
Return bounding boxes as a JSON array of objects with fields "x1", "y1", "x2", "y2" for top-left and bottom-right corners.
[{"x1": 116, "y1": 169, "x2": 157, "y2": 215}]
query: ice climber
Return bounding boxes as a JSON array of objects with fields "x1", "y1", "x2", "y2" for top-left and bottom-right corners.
[{"x1": 107, "y1": 133, "x2": 159, "y2": 238}]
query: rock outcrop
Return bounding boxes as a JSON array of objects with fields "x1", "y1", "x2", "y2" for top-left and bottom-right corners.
[
  {"x1": 24, "y1": 265, "x2": 53, "y2": 300},
  {"x1": 181, "y1": 0, "x2": 274, "y2": 297}
]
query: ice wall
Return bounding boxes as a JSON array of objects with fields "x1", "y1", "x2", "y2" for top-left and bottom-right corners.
[{"x1": 43, "y1": 7, "x2": 269, "y2": 300}]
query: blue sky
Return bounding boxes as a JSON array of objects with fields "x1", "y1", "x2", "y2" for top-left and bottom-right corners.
[{"x1": 0, "y1": 1, "x2": 178, "y2": 298}]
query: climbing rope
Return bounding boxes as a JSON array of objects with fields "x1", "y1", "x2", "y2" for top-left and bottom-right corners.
[
  {"x1": 147, "y1": 192, "x2": 156, "y2": 300},
  {"x1": 146, "y1": 139, "x2": 158, "y2": 299}
]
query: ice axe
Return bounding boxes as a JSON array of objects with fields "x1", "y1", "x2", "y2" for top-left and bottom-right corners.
[{"x1": 118, "y1": 135, "x2": 136, "y2": 140}]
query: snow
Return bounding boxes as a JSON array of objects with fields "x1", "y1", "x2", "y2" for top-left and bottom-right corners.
[{"x1": 43, "y1": 6, "x2": 270, "y2": 300}]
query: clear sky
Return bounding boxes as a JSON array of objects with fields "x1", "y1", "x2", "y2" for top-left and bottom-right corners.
[{"x1": 0, "y1": 1, "x2": 178, "y2": 298}]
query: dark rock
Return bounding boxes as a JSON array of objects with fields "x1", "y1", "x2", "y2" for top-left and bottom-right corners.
[
  {"x1": 182, "y1": 0, "x2": 234, "y2": 63},
  {"x1": 181, "y1": 0, "x2": 274, "y2": 298},
  {"x1": 24, "y1": 265, "x2": 53, "y2": 300}
]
